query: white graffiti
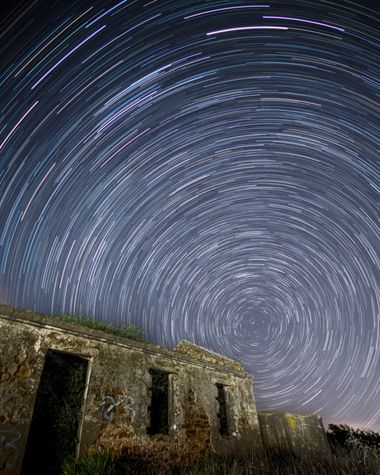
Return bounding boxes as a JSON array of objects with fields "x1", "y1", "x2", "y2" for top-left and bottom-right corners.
[
  {"x1": 99, "y1": 394, "x2": 136, "y2": 422},
  {"x1": 0, "y1": 429, "x2": 21, "y2": 466}
]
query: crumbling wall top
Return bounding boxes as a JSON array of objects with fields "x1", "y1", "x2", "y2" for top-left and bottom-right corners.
[
  {"x1": 0, "y1": 306, "x2": 248, "y2": 376},
  {"x1": 175, "y1": 340, "x2": 245, "y2": 373}
]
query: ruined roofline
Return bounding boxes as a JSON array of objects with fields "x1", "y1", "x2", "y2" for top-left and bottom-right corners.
[
  {"x1": 0, "y1": 307, "x2": 250, "y2": 378},
  {"x1": 175, "y1": 339, "x2": 245, "y2": 373},
  {"x1": 176, "y1": 339, "x2": 240, "y2": 363},
  {"x1": 258, "y1": 410, "x2": 322, "y2": 418}
]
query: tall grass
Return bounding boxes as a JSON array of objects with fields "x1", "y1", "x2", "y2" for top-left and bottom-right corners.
[
  {"x1": 171, "y1": 447, "x2": 380, "y2": 474},
  {"x1": 62, "y1": 450, "x2": 116, "y2": 475},
  {"x1": 64, "y1": 424, "x2": 380, "y2": 474},
  {"x1": 65, "y1": 445, "x2": 380, "y2": 475}
]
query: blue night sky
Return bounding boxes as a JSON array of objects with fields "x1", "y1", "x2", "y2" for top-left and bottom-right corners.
[{"x1": 0, "y1": 0, "x2": 379, "y2": 432}]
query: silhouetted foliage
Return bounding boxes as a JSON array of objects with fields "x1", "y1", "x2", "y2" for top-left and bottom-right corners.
[{"x1": 327, "y1": 423, "x2": 380, "y2": 454}]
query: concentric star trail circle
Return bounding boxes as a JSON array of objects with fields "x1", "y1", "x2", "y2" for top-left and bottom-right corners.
[{"x1": 0, "y1": 0, "x2": 379, "y2": 431}]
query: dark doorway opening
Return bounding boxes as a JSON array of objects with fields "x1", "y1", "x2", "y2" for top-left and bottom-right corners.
[
  {"x1": 22, "y1": 349, "x2": 88, "y2": 475},
  {"x1": 147, "y1": 368, "x2": 169, "y2": 435},
  {"x1": 216, "y1": 383, "x2": 229, "y2": 437}
]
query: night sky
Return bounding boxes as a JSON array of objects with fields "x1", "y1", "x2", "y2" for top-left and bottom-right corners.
[{"x1": 0, "y1": 0, "x2": 379, "y2": 432}]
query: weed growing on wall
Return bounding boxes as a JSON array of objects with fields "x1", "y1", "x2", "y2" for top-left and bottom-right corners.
[
  {"x1": 55, "y1": 313, "x2": 144, "y2": 341},
  {"x1": 0, "y1": 304, "x2": 145, "y2": 341}
]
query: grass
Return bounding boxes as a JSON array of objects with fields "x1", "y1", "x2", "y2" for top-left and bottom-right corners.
[
  {"x1": 170, "y1": 447, "x2": 380, "y2": 474},
  {"x1": 62, "y1": 450, "x2": 116, "y2": 475},
  {"x1": 54, "y1": 313, "x2": 144, "y2": 341},
  {"x1": 64, "y1": 445, "x2": 380, "y2": 475},
  {"x1": 0, "y1": 304, "x2": 145, "y2": 341}
]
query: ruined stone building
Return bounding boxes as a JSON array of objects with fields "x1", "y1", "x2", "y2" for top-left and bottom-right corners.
[{"x1": 0, "y1": 307, "x2": 330, "y2": 474}]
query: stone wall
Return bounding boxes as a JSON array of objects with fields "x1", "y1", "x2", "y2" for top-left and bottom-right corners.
[
  {"x1": 0, "y1": 307, "x2": 262, "y2": 474},
  {"x1": 258, "y1": 411, "x2": 331, "y2": 457}
]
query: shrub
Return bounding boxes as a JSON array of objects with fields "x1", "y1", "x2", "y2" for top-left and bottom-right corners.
[{"x1": 327, "y1": 423, "x2": 380, "y2": 453}]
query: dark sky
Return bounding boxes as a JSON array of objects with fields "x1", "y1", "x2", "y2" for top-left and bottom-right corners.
[{"x1": 0, "y1": 0, "x2": 379, "y2": 432}]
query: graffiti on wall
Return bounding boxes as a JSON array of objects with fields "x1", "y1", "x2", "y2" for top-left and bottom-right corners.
[
  {"x1": 99, "y1": 394, "x2": 136, "y2": 424},
  {"x1": 0, "y1": 429, "x2": 21, "y2": 467}
]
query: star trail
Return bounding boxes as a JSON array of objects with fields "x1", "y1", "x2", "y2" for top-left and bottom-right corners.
[{"x1": 0, "y1": 0, "x2": 379, "y2": 432}]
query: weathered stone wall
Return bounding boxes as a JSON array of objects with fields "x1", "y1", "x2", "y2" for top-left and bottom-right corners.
[
  {"x1": 175, "y1": 340, "x2": 244, "y2": 373},
  {"x1": 0, "y1": 307, "x2": 262, "y2": 474},
  {"x1": 258, "y1": 411, "x2": 331, "y2": 457}
]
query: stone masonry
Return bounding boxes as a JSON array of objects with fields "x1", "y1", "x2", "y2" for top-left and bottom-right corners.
[
  {"x1": 0, "y1": 307, "x2": 261, "y2": 474},
  {"x1": 258, "y1": 411, "x2": 331, "y2": 457},
  {"x1": 0, "y1": 306, "x2": 330, "y2": 474}
]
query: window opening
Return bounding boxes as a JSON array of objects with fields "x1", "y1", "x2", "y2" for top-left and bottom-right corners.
[
  {"x1": 216, "y1": 383, "x2": 229, "y2": 437},
  {"x1": 147, "y1": 368, "x2": 169, "y2": 435}
]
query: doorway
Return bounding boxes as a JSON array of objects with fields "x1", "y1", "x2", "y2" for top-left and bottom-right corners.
[{"x1": 22, "y1": 349, "x2": 89, "y2": 475}]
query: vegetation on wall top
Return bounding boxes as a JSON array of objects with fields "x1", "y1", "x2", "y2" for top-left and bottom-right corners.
[
  {"x1": 0, "y1": 305, "x2": 144, "y2": 342},
  {"x1": 54, "y1": 314, "x2": 144, "y2": 342}
]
